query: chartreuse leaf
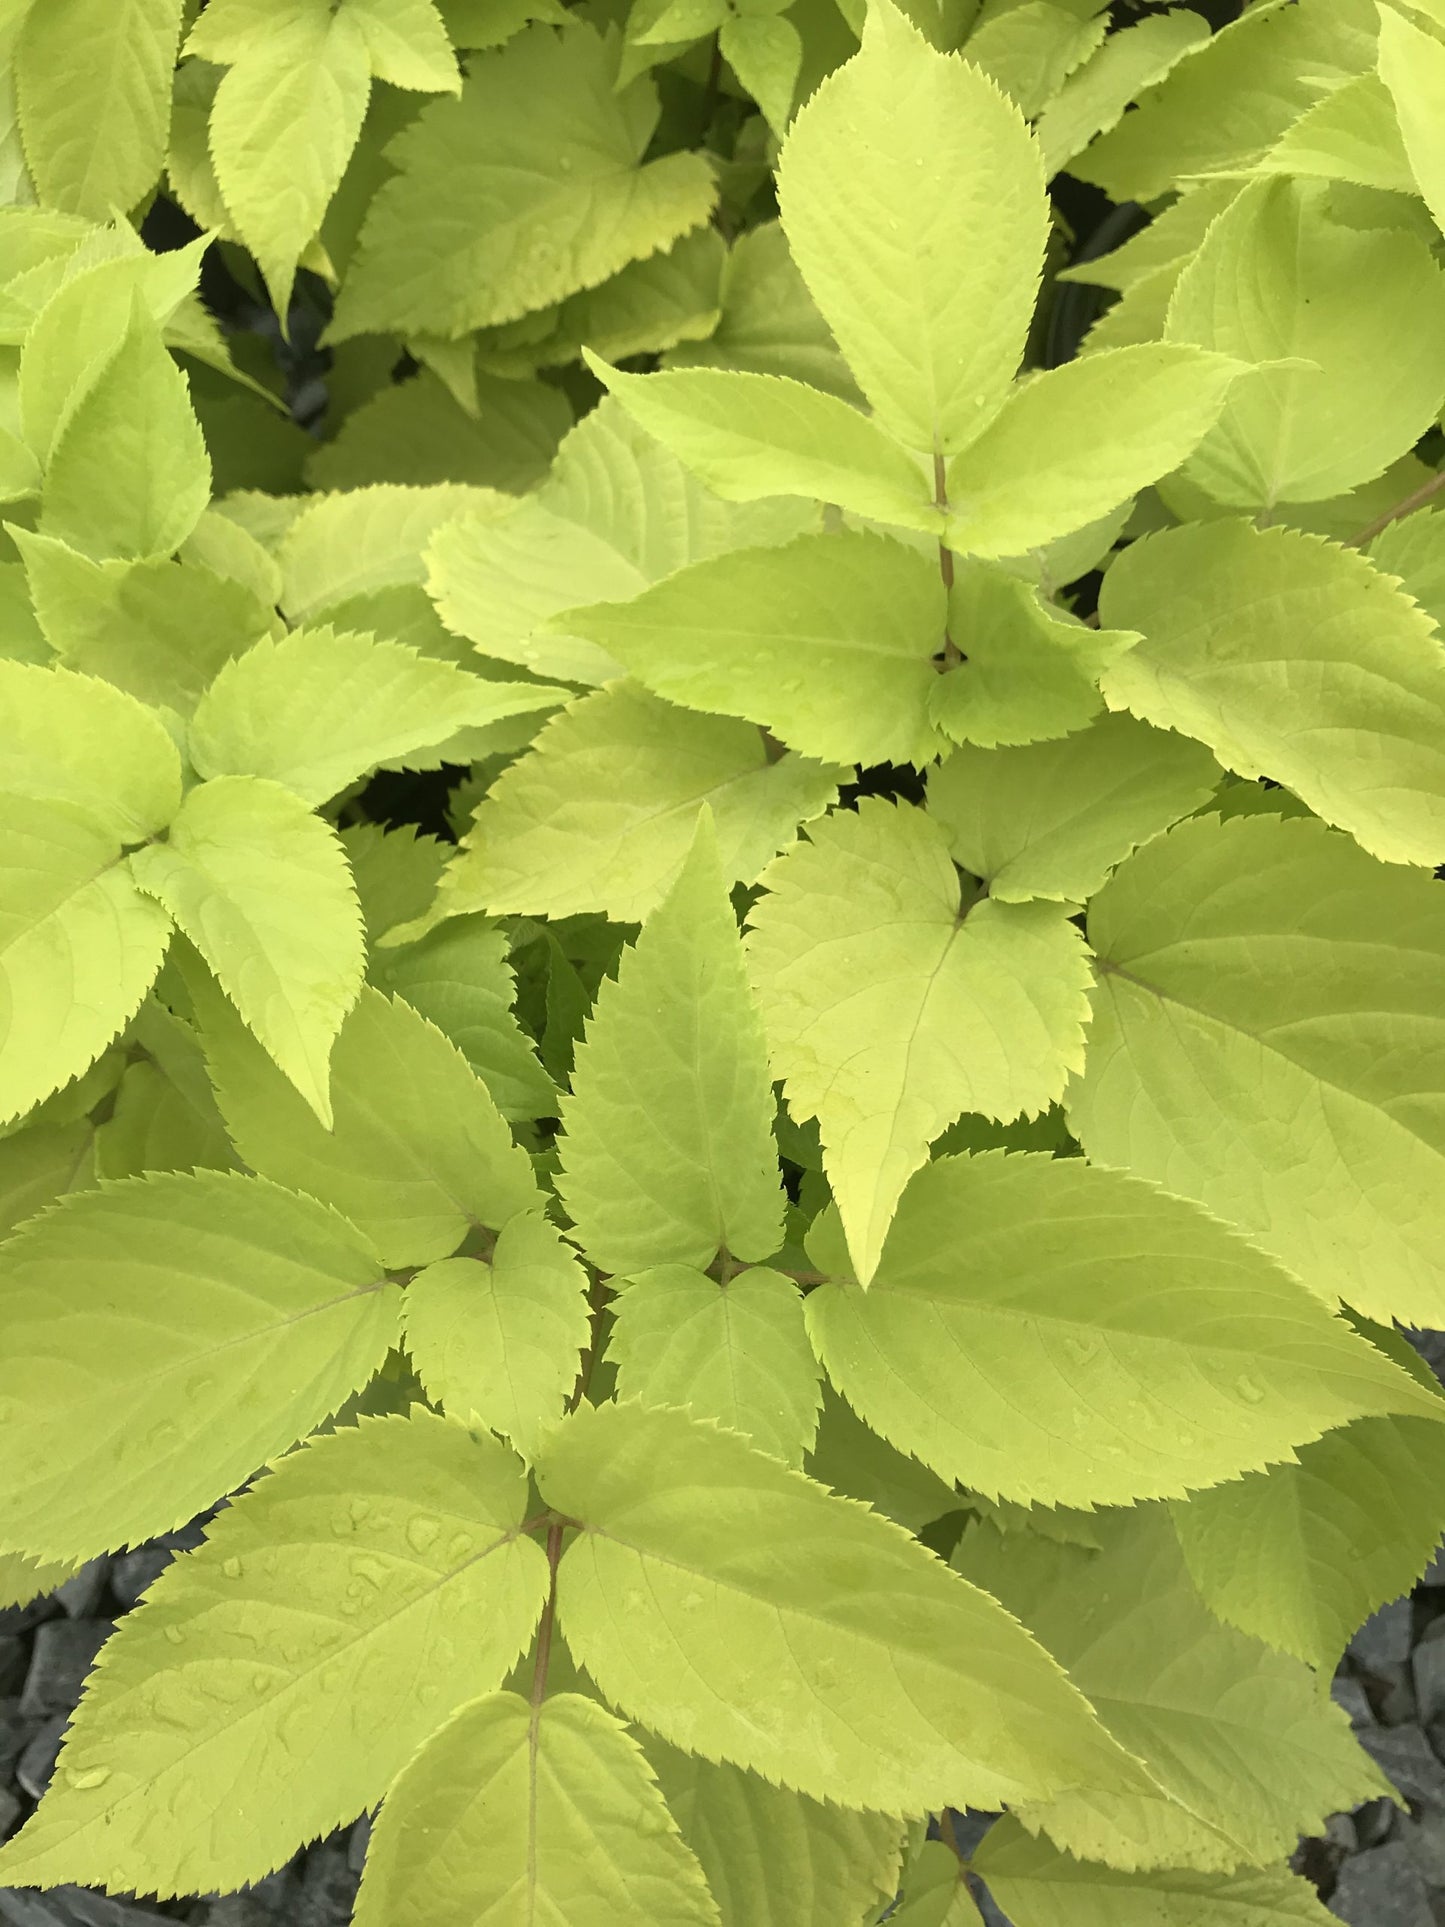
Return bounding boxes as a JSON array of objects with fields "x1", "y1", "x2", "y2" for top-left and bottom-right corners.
[
  {"x1": 280, "y1": 483, "x2": 510, "y2": 622},
  {"x1": 1069, "y1": 0, "x2": 1376, "y2": 204},
  {"x1": 645, "y1": 1736, "x2": 904, "y2": 1927},
  {"x1": 931, "y1": 566, "x2": 1138, "y2": 750},
  {"x1": 0, "y1": 1120, "x2": 96, "y2": 1240},
  {"x1": 93, "y1": 1005, "x2": 238, "y2": 1183},
  {"x1": 963, "y1": 2, "x2": 1104, "y2": 118},
  {"x1": 330, "y1": 24, "x2": 716, "y2": 340},
  {"x1": 942, "y1": 347, "x2": 1242, "y2": 560},
  {"x1": 0, "y1": 1169, "x2": 397, "y2": 1564},
  {"x1": 14, "y1": 0, "x2": 182, "y2": 217},
  {"x1": 1378, "y1": 3, "x2": 1445, "y2": 237},
  {"x1": 370, "y1": 914, "x2": 557, "y2": 1121},
  {"x1": 195, "y1": 0, "x2": 372, "y2": 318},
  {"x1": 0, "y1": 1553, "x2": 83, "y2": 1614},
  {"x1": 927, "y1": 712, "x2": 1219, "y2": 904},
  {"x1": 745, "y1": 800, "x2": 1092, "y2": 1283},
  {"x1": 1372, "y1": 507, "x2": 1445, "y2": 634},
  {"x1": 806, "y1": 1382, "x2": 957, "y2": 1535},
  {"x1": 346, "y1": 0, "x2": 461, "y2": 91},
  {"x1": 13, "y1": 529, "x2": 272, "y2": 713},
  {"x1": 0, "y1": 1411, "x2": 550, "y2": 1897},
  {"x1": 586, "y1": 357, "x2": 938, "y2": 530},
  {"x1": 0, "y1": 795, "x2": 171, "y2": 1125},
  {"x1": 1244, "y1": 71, "x2": 1417, "y2": 195},
  {"x1": 720, "y1": 11, "x2": 802, "y2": 135},
  {"x1": 1034, "y1": 10, "x2": 1211, "y2": 177},
  {"x1": 776, "y1": 0, "x2": 1047, "y2": 455},
  {"x1": 129, "y1": 777, "x2": 366, "y2": 1128},
  {"x1": 354, "y1": 1691, "x2": 720, "y2": 1927},
  {"x1": 563, "y1": 531, "x2": 949, "y2": 768},
  {"x1": 41, "y1": 298, "x2": 212, "y2": 563},
  {"x1": 954, "y1": 1507, "x2": 1386, "y2": 1873},
  {"x1": 610, "y1": 1266, "x2": 821, "y2": 1466},
  {"x1": 1171, "y1": 1326, "x2": 1445, "y2": 1672},
  {"x1": 0, "y1": 659, "x2": 181, "y2": 840},
  {"x1": 1164, "y1": 177, "x2": 1445, "y2": 507},
  {"x1": 557, "y1": 812, "x2": 785, "y2": 1274},
  {"x1": 188, "y1": 624, "x2": 565, "y2": 806},
  {"x1": 803, "y1": 1152, "x2": 1439, "y2": 1510},
  {"x1": 974, "y1": 1815, "x2": 1338, "y2": 1926},
  {"x1": 401, "y1": 1216, "x2": 590, "y2": 1459},
  {"x1": 188, "y1": 968, "x2": 538, "y2": 1268},
  {"x1": 1067, "y1": 814, "x2": 1445, "y2": 1329},
  {"x1": 428, "y1": 684, "x2": 842, "y2": 924},
  {"x1": 425, "y1": 397, "x2": 816, "y2": 687},
  {"x1": 538, "y1": 1399, "x2": 1151, "y2": 1812},
  {"x1": 662, "y1": 220, "x2": 860, "y2": 404},
  {"x1": 1098, "y1": 521, "x2": 1445, "y2": 869}
]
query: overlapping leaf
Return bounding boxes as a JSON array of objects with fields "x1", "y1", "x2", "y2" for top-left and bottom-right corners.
[
  {"x1": 0, "y1": 1170, "x2": 397, "y2": 1563},
  {"x1": 538, "y1": 1400, "x2": 1151, "y2": 1813},
  {"x1": 557, "y1": 813, "x2": 784, "y2": 1274},
  {"x1": 0, "y1": 1412, "x2": 549, "y2": 1896},
  {"x1": 803, "y1": 1151, "x2": 1440, "y2": 1509},
  {"x1": 745, "y1": 799, "x2": 1093, "y2": 1282},
  {"x1": 1067, "y1": 813, "x2": 1445, "y2": 1327}
]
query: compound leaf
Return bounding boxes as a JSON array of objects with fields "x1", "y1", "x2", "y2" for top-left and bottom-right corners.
[
  {"x1": 745, "y1": 799, "x2": 1093, "y2": 1282},
  {"x1": 0, "y1": 1169, "x2": 397, "y2": 1564},
  {"x1": 354, "y1": 1691, "x2": 720, "y2": 1926},
  {"x1": 610, "y1": 1265, "x2": 821, "y2": 1467},
  {"x1": 561, "y1": 530, "x2": 949, "y2": 768},
  {"x1": 776, "y1": 0, "x2": 1047, "y2": 454},
  {"x1": 129, "y1": 775, "x2": 365, "y2": 1128},
  {"x1": 1164, "y1": 177, "x2": 1445, "y2": 506},
  {"x1": 188, "y1": 624, "x2": 565, "y2": 806},
  {"x1": 401, "y1": 1216, "x2": 590, "y2": 1460},
  {"x1": 429, "y1": 683, "x2": 842, "y2": 924},
  {"x1": 803, "y1": 1152, "x2": 1439, "y2": 1510},
  {"x1": 927, "y1": 712, "x2": 1219, "y2": 904},
  {"x1": 0, "y1": 796, "x2": 171, "y2": 1125},
  {"x1": 556, "y1": 812, "x2": 785, "y2": 1274},
  {"x1": 190, "y1": 973, "x2": 539, "y2": 1267},
  {"x1": 537, "y1": 1399, "x2": 1149, "y2": 1814},
  {"x1": 0, "y1": 659, "x2": 181, "y2": 841},
  {"x1": 331, "y1": 24, "x2": 716, "y2": 339},
  {"x1": 931, "y1": 565, "x2": 1138, "y2": 750},
  {"x1": 0, "y1": 1411, "x2": 549, "y2": 1896},
  {"x1": 954, "y1": 1507, "x2": 1385, "y2": 1872},
  {"x1": 943, "y1": 346, "x2": 1242, "y2": 560},
  {"x1": 1066, "y1": 813, "x2": 1445, "y2": 1328},
  {"x1": 974, "y1": 1815, "x2": 1338, "y2": 1925},
  {"x1": 1099, "y1": 520, "x2": 1445, "y2": 869},
  {"x1": 587, "y1": 357, "x2": 938, "y2": 529}
]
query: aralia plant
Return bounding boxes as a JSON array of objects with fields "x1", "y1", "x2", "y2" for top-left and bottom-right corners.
[{"x1": 2, "y1": 0, "x2": 1445, "y2": 1921}]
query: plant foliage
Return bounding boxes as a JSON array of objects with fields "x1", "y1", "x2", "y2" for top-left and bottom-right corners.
[{"x1": 1, "y1": 0, "x2": 1444, "y2": 1921}]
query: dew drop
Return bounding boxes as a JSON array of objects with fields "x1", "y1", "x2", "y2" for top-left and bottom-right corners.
[
  {"x1": 65, "y1": 1764, "x2": 111, "y2": 1790},
  {"x1": 349, "y1": 1553, "x2": 388, "y2": 1588},
  {"x1": 221, "y1": 1556, "x2": 243, "y2": 1580},
  {"x1": 184, "y1": 1373, "x2": 215, "y2": 1402},
  {"x1": 1062, "y1": 1334, "x2": 1099, "y2": 1367},
  {"x1": 447, "y1": 1533, "x2": 475, "y2": 1563},
  {"x1": 406, "y1": 1516, "x2": 442, "y2": 1554},
  {"x1": 349, "y1": 1498, "x2": 373, "y2": 1526},
  {"x1": 680, "y1": 1591, "x2": 703, "y2": 1612},
  {"x1": 1235, "y1": 1374, "x2": 1266, "y2": 1405},
  {"x1": 162, "y1": 1624, "x2": 185, "y2": 1646}
]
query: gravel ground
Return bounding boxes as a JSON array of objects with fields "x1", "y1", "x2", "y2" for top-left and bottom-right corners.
[{"x1": 8, "y1": 1343, "x2": 1445, "y2": 1926}]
